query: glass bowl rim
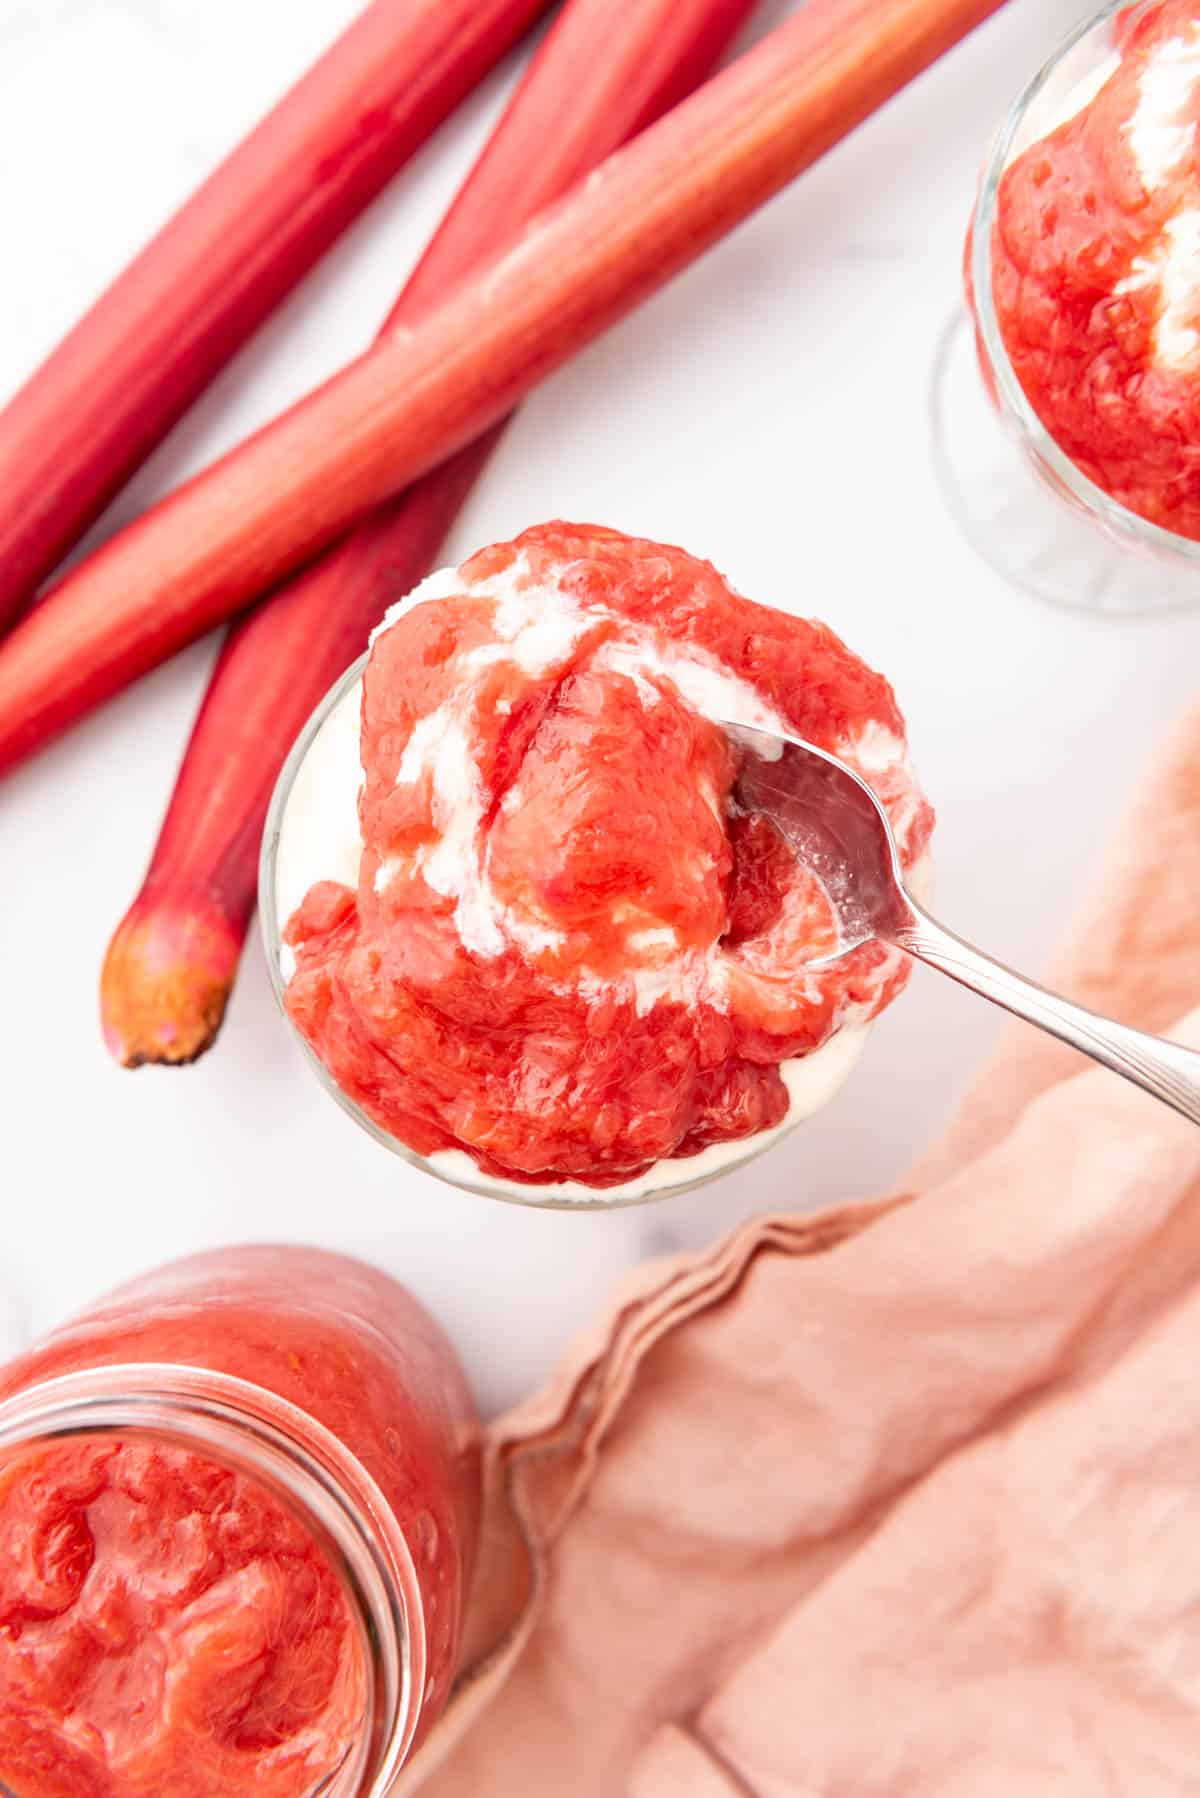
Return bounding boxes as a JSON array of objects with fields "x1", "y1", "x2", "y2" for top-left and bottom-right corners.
[{"x1": 970, "y1": 0, "x2": 1200, "y2": 567}]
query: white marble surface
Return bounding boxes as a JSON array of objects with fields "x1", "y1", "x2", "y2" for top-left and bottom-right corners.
[{"x1": 3, "y1": 1, "x2": 1198, "y2": 1417}]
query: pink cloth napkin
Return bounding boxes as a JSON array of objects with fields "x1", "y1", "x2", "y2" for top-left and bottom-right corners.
[{"x1": 402, "y1": 698, "x2": 1200, "y2": 1796}]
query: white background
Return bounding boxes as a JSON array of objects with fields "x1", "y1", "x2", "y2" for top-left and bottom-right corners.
[{"x1": 3, "y1": 0, "x2": 1197, "y2": 1414}]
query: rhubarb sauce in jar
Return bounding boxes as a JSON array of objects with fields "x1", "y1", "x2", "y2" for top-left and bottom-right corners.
[{"x1": 0, "y1": 1247, "x2": 481, "y2": 1797}]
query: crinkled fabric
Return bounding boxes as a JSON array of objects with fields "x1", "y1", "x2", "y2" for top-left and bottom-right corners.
[{"x1": 400, "y1": 697, "x2": 1200, "y2": 1797}]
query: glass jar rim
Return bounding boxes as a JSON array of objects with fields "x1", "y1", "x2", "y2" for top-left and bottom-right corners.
[
  {"x1": 970, "y1": 0, "x2": 1200, "y2": 566},
  {"x1": 0, "y1": 1362, "x2": 425, "y2": 1794},
  {"x1": 257, "y1": 653, "x2": 821, "y2": 1211}
]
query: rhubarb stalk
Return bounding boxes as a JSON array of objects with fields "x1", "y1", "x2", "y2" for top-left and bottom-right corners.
[
  {"x1": 0, "y1": 0, "x2": 550, "y2": 635},
  {"x1": 101, "y1": 0, "x2": 760, "y2": 1067},
  {"x1": 0, "y1": 0, "x2": 1009, "y2": 784}
]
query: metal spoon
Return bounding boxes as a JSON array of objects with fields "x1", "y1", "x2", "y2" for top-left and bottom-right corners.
[{"x1": 727, "y1": 721, "x2": 1200, "y2": 1126}]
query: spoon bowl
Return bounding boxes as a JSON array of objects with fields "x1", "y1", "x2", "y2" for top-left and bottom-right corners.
[
  {"x1": 728, "y1": 721, "x2": 911, "y2": 964},
  {"x1": 727, "y1": 718, "x2": 1200, "y2": 1128}
]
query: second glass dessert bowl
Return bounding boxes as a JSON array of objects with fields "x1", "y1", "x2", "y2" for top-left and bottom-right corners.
[{"x1": 933, "y1": 0, "x2": 1200, "y2": 613}]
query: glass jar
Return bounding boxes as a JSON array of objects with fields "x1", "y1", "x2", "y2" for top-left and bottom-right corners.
[
  {"x1": 0, "y1": 1246, "x2": 481, "y2": 1797},
  {"x1": 258, "y1": 654, "x2": 872, "y2": 1211},
  {"x1": 932, "y1": 0, "x2": 1200, "y2": 613}
]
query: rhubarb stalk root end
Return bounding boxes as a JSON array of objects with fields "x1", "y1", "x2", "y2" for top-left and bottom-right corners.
[{"x1": 101, "y1": 895, "x2": 243, "y2": 1067}]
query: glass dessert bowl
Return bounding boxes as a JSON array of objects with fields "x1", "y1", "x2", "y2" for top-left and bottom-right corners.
[
  {"x1": 261, "y1": 524, "x2": 933, "y2": 1209},
  {"x1": 933, "y1": 0, "x2": 1200, "y2": 613}
]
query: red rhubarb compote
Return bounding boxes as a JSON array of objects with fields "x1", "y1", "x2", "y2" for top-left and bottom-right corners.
[
  {"x1": 988, "y1": 1, "x2": 1200, "y2": 536},
  {"x1": 0, "y1": 1248, "x2": 480, "y2": 1796},
  {"x1": 282, "y1": 524, "x2": 933, "y2": 1190}
]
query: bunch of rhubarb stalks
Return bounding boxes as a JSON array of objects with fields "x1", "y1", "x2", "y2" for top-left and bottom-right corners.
[{"x1": 0, "y1": 0, "x2": 1006, "y2": 1069}]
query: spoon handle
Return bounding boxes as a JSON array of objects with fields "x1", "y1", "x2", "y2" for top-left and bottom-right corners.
[{"x1": 893, "y1": 899, "x2": 1200, "y2": 1127}]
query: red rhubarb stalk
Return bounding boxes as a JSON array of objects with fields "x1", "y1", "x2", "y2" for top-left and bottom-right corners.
[
  {"x1": 0, "y1": 0, "x2": 1008, "y2": 787},
  {"x1": 0, "y1": 0, "x2": 550, "y2": 635},
  {"x1": 102, "y1": 0, "x2": 759, "y2": 1067}
]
